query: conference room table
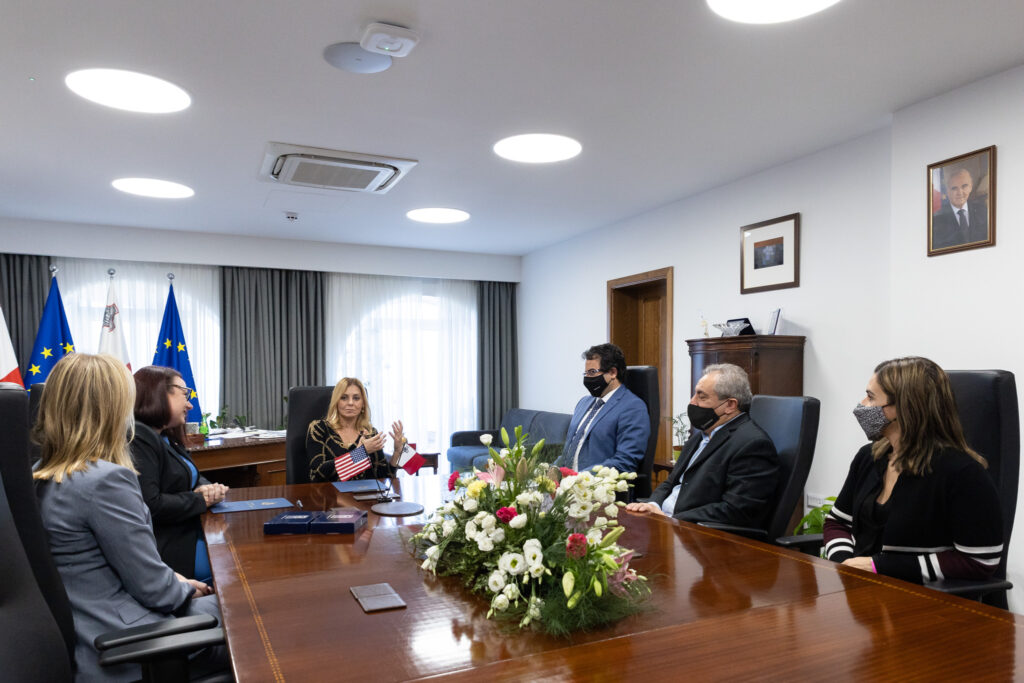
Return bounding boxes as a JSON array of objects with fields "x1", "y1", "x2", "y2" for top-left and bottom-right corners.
[{"x1": 203, "y1": 475, "x2": 1023, "y2": 681}]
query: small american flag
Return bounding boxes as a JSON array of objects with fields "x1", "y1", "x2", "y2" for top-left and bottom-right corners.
[{"x1": 335, "y1": 444, "x2": 371, "y2": 481}]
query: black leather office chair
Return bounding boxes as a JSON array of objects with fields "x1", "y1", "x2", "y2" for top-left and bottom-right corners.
[
  {"x1": 285, "y1": 385, "x2": 334, "y2": 484},
  {"x1": 702, "y1": 395, "x2": 820, "y2": 542},
  {"x1": 0, "y1": 388, "x2": 229, "y2": 682},
  {"x1": 623, "y1": 365, "x2": 659, "y2": 500},
  {"x1": 778, "y1": 370, "x2": 1018, "y2": 608},
  {"x1": 27, "y1": 382, "x2": 44, "y2": 464}
]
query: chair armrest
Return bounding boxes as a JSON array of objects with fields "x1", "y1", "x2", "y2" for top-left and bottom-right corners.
[
  {"x1": 924, "y1": 578, "x2": 1014, "y2": 597},
  {"x1": 98, "y1": 627, "x2": 225, "y2": 666},
  {"x1": 95, "y1": 614, "x2": 218, "y2": 650},
  {"x1": 698, "y1": 522, "x2": 769, "y2": 541},
  {"x1": 450, "y1": 429, "x2": 499, "y2": 447},
  {"x1": 775, "y1": 533, "x2": 824, "y2": 554}
]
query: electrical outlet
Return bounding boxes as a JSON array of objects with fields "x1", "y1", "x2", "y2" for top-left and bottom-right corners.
[{"x1": 805, "y1": 492, "x2": 827, "y2": 510}]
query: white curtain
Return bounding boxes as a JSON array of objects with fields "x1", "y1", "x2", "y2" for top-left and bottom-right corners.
[
  {"x1": 52, "y1": 258, "x2": 221, "y2": 415},
  {"x1": 326, "y1": 273, "x2": 477, "y2": 466}
]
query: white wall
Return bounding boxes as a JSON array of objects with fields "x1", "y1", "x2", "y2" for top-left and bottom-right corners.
[
  {"x1": 0, "y1": 218, "x2": 521, "y2": 282},
  {"x1": 520, "y1": 127, "x2": 892, "y2": 502},
  {"x1": 889, "y1": 63, "x2": 1024, "y2": 606},
  {"x1": 520, "y1": 62, "x2": 1024, "y2": 613}
]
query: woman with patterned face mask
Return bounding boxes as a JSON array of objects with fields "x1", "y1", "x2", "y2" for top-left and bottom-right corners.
[{"x1": 823, "y1": 357, "x2": 1003, "y2": 584}]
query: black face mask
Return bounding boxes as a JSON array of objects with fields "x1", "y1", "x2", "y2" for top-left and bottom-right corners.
[
  {"x1": 583, "y1": 373, "x2": 609, "y2": 397},
  {"x1": 687, "y1": 400, "x2": 727, "y2": 432}
]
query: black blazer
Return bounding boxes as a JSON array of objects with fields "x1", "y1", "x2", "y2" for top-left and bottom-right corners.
[
  {"x1": 647, "y1": 412, "x2": 778, "y2": 528},
  {"x1": 129, "y1": 421, "x2": 211, "y2": 576}
]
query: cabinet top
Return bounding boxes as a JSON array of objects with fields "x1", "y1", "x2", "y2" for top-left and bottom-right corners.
[{"x1": 685, "y1": 334, "x2": 806, "y2": 349}]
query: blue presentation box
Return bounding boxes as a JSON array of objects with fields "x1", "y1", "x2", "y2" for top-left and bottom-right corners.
[
  {"x1": 263, "y1": 511, "x2": 320, "y2": 535},
  {"x1": 310, "y1": 508, "x2": 368, "y2": 534}
]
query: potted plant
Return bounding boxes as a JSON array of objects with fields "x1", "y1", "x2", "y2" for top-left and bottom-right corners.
[{"x1": 671, "y1": 413, "x2": 690, "y2": 463}]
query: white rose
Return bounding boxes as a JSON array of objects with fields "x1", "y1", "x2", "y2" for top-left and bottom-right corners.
[
  {"x1": 424, "y1": 545, "x2": 441, "y2": 558},
  {"x1": 605, "y1": 504, "x2": 619, "y2": 518},
  {"x1": 427, "y1": 531, "x2": 438, "y2": 543},
  {"x1": 498, "y1": 552, "x2": 515, "y2": 573},
  {"x1": 442, "y1": 519, "x2": 457, "y2": 536},
  {"x1": 480, "y1": 433, "x2": 493, "y2": 446},
  {"x1": 524, "y1": 547, "x2": 543, "y2": 566},
  {"x1": 490, "y1": 527, "x2": 506, "y2": 544},
  {"x1": 616, "y1": 480, "x2": 629, "y2": 491},
  {"x1": 487, "y1": 570, "x2": 506, "y2": 593},
  {"x1": 503, "y1": 552, "x2": 527, "y2": 575},
  {"x1": 586, "y1": 528, "x2": 603, "y2": 545},
  {"x1": 492, "y1": 594, "x2": 509, "y2": 611},
  {"x1": 465, "y1": 521, "x2": 478, "y2": 540},
  {"x1": 559, "y1": 475, "x2": 577, "y2": 491},
  {"x1": 463, "y1": 498, "x2": 479, "y2": 512},
  {"x1": 577, "y1": 472, "x2": 595, "y2": 486},
  {"x1": 477, "y1": 537, "x2": 494, "y2": 552},
  {"x1": 594, "y1": 516, "x2": 608, "y2": 527},
  {"x1": 500, "y1": 448, "x2": 510, "y2": 457},
  {"x1": 509, "y1": 513, "x2": 528, "y2": 529},
  {"x1": 481, "y1": 515, "x2": 496, "y2": 530},
  {"x1": 516, "y1": 492, "x2": 537, "y2": 508}
]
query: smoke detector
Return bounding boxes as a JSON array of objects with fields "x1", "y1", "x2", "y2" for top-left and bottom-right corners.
[{"x1": 360, "y1": 22, "x2": 419, "y2": 57}]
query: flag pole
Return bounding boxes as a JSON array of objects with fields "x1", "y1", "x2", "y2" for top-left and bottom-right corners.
[
  {"x1": 108, "y1": 268, "x2": 116, "y2": 279},
  {"x1": 49, "y1": 264, "x2": 58, "y2": 277}
]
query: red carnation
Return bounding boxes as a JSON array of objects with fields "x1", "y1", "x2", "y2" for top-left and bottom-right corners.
[
  {"x1": 566, "y1": 533, "x2": 588, "y2": 558},
  {"x1": 496, "y1": 506, "x2": 517, "y2": 524},
  {"x1": 559, "y1": 467, "x2": 578, "y2": 478},
  {"x1": 447, "y1": 471, "x2": 459, "y2": 491}
]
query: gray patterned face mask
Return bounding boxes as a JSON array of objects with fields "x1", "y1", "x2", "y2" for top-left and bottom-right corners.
[{"x1": 853, "y1": 404, "x2": 892, "y2": 440}]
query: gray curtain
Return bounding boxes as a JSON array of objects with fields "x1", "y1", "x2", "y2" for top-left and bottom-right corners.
[
  {"x1": 477, "y1": 281, "x2": 518, "y2": 427},
  {"x1": 0, "y1": 253, "x2": 50, "y2": 378},
  {"x1": 220, "y1": 267, "x2": 325, "y2": 429}
]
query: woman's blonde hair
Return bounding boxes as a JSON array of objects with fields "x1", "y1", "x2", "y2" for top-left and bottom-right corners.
[
  {"x1": 871, "y1": 356, "x2": 985, "y2": 475},
  {"x1": 32, "y1": 353, "x2": 137, "y2": 482},
  {"x1": 325, "y1": 377, "x2": 373, "y2": 433}
]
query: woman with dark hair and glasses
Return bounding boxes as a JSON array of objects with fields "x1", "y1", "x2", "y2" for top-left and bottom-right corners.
[
  {"x1": 129, "y1": 365, "x2": 227, "y2": 581},
  {"x1": 824, "y1": 356, "x2": 1003, "y2": 583}
]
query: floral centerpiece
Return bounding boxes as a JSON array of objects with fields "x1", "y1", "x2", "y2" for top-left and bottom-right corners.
[{"x1": 411, "y1": 427, "x2": 649, "y2": 636}]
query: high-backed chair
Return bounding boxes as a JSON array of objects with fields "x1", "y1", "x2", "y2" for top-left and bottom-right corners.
[
  {"x1": 623, "y1": 365, "x2": 659, "y2": 499},
  {"x1": 778, "y1": 370, "x2": 1018, "y2": 608},
  {"x1": 285, "y1": 385, "x2": 334, "y2": 484},
  {"x1": 27, "y1": 383, "x2": 45, "y2": 464},
  {"x1": 701, "y1": 394, "x2": 820, "y2": 541},
  {"x1": 0, "y1": 386, "x2": 230, "y2": 682}
]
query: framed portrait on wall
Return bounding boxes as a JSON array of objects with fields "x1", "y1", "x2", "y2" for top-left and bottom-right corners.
[
  {"x1": 927, "y1": 146, "x2": 996, "y2": 256},
  {"x1": 740, "y1": 213, "x2": 800, "y2": 294}
]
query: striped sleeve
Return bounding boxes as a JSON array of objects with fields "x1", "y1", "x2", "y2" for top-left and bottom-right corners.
[{"x1": 823, "y1": 504, "x2": 856, "y2": 562}]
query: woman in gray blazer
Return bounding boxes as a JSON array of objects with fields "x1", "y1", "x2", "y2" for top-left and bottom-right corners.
[{"x1": 33, "y1": 353, "x2": 226, "y2": 681}]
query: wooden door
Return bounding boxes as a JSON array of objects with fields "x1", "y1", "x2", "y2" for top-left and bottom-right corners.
[{"x1": 607, "y1": 267, "x2": 673, "y2": 465}]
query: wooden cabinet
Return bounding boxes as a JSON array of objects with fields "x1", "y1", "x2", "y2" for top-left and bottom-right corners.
[{"x1": 686, "y1": 335, "x2": 805, "y2": 395}]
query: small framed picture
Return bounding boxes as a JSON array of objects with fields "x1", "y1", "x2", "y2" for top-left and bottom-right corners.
[
  {"x1": 740, "y1": 213, "x2": 800, "y2": 295},
  {"x1": 927, "y1": 146, "x2": 995, "y2": 256},
  {"x1": 767, "y1": 308, "x2": 782, "y2": 335}
]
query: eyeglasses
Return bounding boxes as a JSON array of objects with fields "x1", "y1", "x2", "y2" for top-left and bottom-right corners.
[
  {"x1": 583, "y1": 369, "x2": 606, "y2": 377},
  {"x1": 170, "y1": 384, "x2": 193, "y2": 397}
]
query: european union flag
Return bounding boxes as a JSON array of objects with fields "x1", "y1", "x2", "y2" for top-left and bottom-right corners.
[
  {"x1": 27, "y1": 277, "x2": 75, "y2": 385},
  {"x1": 153, "y1": 284, "x2": 202, "y2": 422}
]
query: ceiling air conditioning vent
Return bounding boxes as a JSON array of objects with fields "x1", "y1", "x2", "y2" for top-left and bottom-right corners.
[{"x1": 261, "y1": 143, "x2": 416, "y2": 194}]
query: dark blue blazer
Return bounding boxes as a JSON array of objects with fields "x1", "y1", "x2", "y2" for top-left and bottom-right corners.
[
  {"x1": 559, "y1": 385, "x2": 649, "y2": 474},
  {"x1": 932, "y1": 199, "x2": 988, "y2": 249}
]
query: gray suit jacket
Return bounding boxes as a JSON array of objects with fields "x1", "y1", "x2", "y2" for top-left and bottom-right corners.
[{"x1": 37, "y1": 459, "x2": 219, "y2": 681}]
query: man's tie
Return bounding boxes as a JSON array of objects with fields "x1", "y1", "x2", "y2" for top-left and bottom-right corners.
[
  {"x1": 957, "y1": 208, "x2": 969, "y2": 235},
  {"x1": 566, "y1": 397, "x2": 604, "y2": 471}
]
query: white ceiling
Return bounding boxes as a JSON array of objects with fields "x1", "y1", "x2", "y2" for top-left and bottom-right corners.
[{"x1": 3, "y1": 1, "x2": 1024, "y2": 256}]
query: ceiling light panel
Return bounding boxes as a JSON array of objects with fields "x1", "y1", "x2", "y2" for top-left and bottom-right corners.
[
  {"x1": 112, "y1": 177, "x2": 194, "y2": 198},
  {"x1": 707, "y1": 0, "x2": 842, "y2": 24},
  {"x1": 65, "y1": 69, "x2": 191, "y2": 113},
  {"x1": 493, "y1": 134, "x2": 582, "y2": 163},
  {"x1": 406, "y1": 208, "x2": 470, "y2": 224}
]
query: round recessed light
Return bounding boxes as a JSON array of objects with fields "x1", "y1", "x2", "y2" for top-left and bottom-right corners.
[
  {"x1": 707, "y1": 0, "x2": 841, "y2": 24},
  {"x1": 493, "y1": 134, "x2": 582, "y2": 163},
  {"x1": 112, "y1": 178, "x2": 194, "y2": 199},
  {"x1": 323, "y1": 42, "x2": 392, "y2": 74},
  {"x1": 65, "y1": 69, "x2": 191, "y2": 113},
  {"x1": 406, "y1": 208, "x2": 470, "y2": 224}
]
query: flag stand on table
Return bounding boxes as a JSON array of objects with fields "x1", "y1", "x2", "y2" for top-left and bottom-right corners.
[
  {"x1": 0, "y1": 305, "x2": 24, "y2": 388},
  {"x1": 27, "y1": 267, "x2": 75, "y2": 386},
  {"x1": 153, "y1": 274, "x2": 202, "y2": 422},
  {"x1": 373, "y1": 442, "x2": 424, "y2": 517},
  {"x1": 98, "y1": 269, "x2": 131, "y2": 371}
]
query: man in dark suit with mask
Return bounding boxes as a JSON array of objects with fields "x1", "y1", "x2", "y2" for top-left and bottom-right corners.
[
  {"x1": 555, "y1": 343, "x2": 649, "y2": 475},
  {"x1": 626, "y1": 363, "x2": 778, "y2": 527}
]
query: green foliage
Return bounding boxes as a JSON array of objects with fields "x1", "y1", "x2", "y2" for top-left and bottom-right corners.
[
  {"x1": 672, "y1": 412, "x2": 690, "y2": 444},
  {"x1": 795, "y1": 496, "x2": 836, "y2": 535}
]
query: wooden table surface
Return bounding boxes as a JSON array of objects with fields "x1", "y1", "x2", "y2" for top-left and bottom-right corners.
[{"x1": 203, "y1": 476, "x2": 1024, "y2": 682}]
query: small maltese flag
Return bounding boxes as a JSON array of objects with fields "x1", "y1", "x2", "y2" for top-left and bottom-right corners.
[
  {"x1": 98, "y1": 278, "x2": 131, "y2": 370},
  {"x1": 393, "y1": 442, "x2": 425, "y2": 475},
  {"x1": 0, "y1": 306, "x2": 24, "y2": 388}
]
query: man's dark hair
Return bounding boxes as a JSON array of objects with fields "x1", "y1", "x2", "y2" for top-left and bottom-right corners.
[{"x1": 582, "y1": 343, "x2": 628, "y2": 381}]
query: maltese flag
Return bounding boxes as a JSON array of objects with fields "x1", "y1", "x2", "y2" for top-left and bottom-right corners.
[
  {"x1": 393, "y1": 442, "x2": 425, "y2": 475},
  {"x1": 98, "y1": 278, "x2": 131, "y2": 370},
  {"x1": 0, "y1": 306, "x2": 24, "y2": 387}
]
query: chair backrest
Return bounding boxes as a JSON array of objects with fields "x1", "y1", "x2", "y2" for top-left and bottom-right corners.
[
  {"x1": 28, "y1": 383, "x2": 45, "y2": 463},
  {"x1": 0, "y1": 469, "x2": 74, "y2": 682},
  {"x1": 947, "y1": 370, "x2": 1019, "y2": 581},
  {"x1": 0, "y1": 388, "x2": 77, "y2": 670},
  {"x1": 623, "y1": 365, "x2": 659, "y2": 499},
  {"x1": 749, "y1": 394, "x2": 820, "y2": 538},
  {"x1": 285, "y1": 385, "x2": 335, "y2": 484}
]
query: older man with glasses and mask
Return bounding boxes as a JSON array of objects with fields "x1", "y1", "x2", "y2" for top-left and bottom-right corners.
[
  {"x1": 626, "y1": 363, "x2": 778, "y2": 528},
  {"x1": 555, "y1": 343, "x2": 649, "y2": 476}
]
